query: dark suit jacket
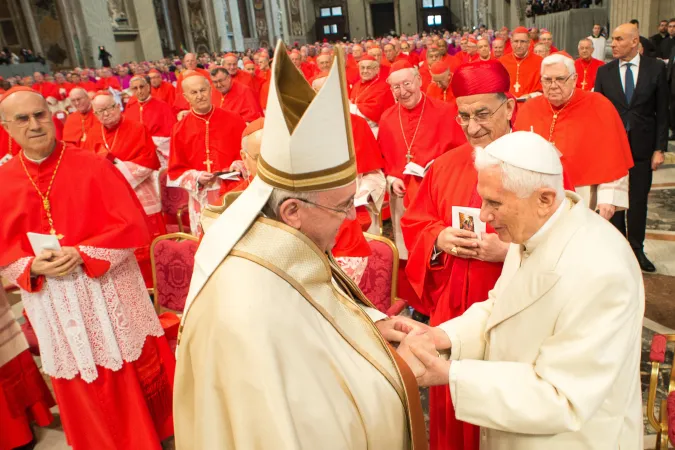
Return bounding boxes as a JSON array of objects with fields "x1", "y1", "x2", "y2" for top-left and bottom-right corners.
[
  {"x1": 640, "y1": 36, "x2": 657, "y2": 58},
  {"x1": 595, "y1": 55, "x2": 669, "y2": 160},
  {"x1": 668, "y1": 46, "x2": 675, "y2": 93}
]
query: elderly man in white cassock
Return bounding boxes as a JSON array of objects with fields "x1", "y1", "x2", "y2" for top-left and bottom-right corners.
[
  {"x1": 393, "y1": 131, "x2": 644, "y2": 449},
  {"x1": 173, "y1": 42, "x2": 427, "y2": 449}
]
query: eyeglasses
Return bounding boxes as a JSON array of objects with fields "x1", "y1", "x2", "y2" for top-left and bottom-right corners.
[
  {"x1": 390, "y1": 81, "x2": 416, "y2": 92},
  {"x1": 93, "y1": 104, "x2": 118, "y2": 116},
  {"x1": 281, "y1": 197, "x2": 355, "y2": 216},
  {"x1": 541, "y1": 73, "x2": 574, "y2": 87},
  {"x1": 455, "y1": 100, "x2": 507, "y2": 125},
  {"x1": 2, "y1": 110, "x2": 51, "y2": 127}
]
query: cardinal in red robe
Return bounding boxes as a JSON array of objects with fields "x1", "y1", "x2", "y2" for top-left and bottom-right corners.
[
  {"x1": 211, "y1": 67, "x2": 263, "y2": 123},
  {"x1": 69, "y1": 73, "x2": 97, "y2": 92},
  {"x1": 426, "y1": 61, "x2": 456, "y2": 106},
  {"x1": 95, "y1": 68, "x2": 122, "y2": 91},
  {"x1": 223, "y1": 53, "x2": 259, "y2": 93},
  {"x1": 499, "y1": 26, "x2": 544, "y2": 97},
  {"x1": 378, "y1": 60, "x2": 466, "y2": 260},
  {"x1": 348, "y1": 55, "x2": 395, "y2": 138},
  {"x1": 513, "y1": 55, "x2": 633, "y2": 216},
  {"x1": 169, "y1": 73, "x2": 246, "y2": 235},
  {"x1": 31, "y1": 72, "x2": 59, "y2": 100},
  {"x1": 87, "y1": 93, "x2": 164, "y2": 287},
  {"x1": 125, "y1": 75, "x2": 177, "y2": 168},
  {"x1": 63, "y1": 87, "x2": 100, "y2": 146},
  {"x1": 0, "y1": 108, "x2": 63, "y2": 163},
  {"x1": 0, "y1": 87, "x2": 174, "y2": 450},
  {"x1": 148, "y1": 68, "x2": 176, "y2": 105},
  {"x1": 574, "y1": 38, "x2": 605, "y2": 91}
]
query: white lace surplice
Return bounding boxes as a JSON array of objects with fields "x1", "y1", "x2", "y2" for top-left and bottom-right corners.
[
  {"x1": 0, "y1": 248, "x2": 164, "y2": 383},
  {"x1": 115, "y1": 161, "x2": 161, "y2": 215}
]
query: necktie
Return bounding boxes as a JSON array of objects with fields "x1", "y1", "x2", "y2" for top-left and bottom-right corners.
[{"x1": 624, "y1": 62, "x2": 634, "y2": 104}]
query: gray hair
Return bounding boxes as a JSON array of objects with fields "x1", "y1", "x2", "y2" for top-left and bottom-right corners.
[
  {"x1": 578, "y1": 37, "x2": 594, "y2": 48},
  {"x1": 262, "y1": 187, "x2": 317, "y2": 220},
  {"x1": 474, "y1": 147, "x2": 565, "y2": 199},
  {"x1": 541, "y1": 53, "x2": 576, "y2": 76},
  {"x1": 241, "y1": 129, "x2": 263, "y2": 151}
]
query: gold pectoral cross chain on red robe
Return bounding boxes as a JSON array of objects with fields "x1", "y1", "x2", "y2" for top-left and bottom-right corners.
[
  {"x1": 399, "y1": 95, "x2": 427, "y2": 163},
  {"x1": 191, "y1": 108, "x2": 215, "y2": 172}
]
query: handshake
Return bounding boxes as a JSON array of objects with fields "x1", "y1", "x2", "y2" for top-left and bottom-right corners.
[{"x1": 377, "y1": 316, "x2": 453, "y2": 387}]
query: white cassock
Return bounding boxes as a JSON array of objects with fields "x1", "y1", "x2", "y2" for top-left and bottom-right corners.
[
  {"x1": 589, "y1": 36, "x2": 607, "y2": 61},
  {"x1": 575, "y1": 174, "x2": 629, "y2": 212},
  {"x1": 174, "y1": 217, "x2": 422, "y2": 449},
  {"x1": 437, "y1": 192, "x2": 644, "y2": 449}
]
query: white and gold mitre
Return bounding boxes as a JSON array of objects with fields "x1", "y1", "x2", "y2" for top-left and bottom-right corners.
[
  {"x1": 181, "y1": 41, "x2": 356, "y2": 324},
  {"x1": 257, "y1": 41, "x2": 356, "y2": 191}
]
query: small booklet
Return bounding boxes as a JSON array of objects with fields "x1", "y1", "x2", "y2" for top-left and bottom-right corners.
[
  {"x1": 451, "y1": 206, "x2": 486, "y2": 241},
  {"x1": 27, "y1": 232, "x2": 62, "y2": 256},
  {"x1": 403, "y1": 160, "x2": 434, "y2": 178},
  {"x1": 214, "y1": 171, "x2": 241, "y2": 181}
]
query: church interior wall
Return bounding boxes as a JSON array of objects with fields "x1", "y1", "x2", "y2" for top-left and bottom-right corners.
[
  {"x1": 399, "y1": 0, "x2": 418, "y2": 35},
  {"x1": 346, "y1": 0, "x2": 368, "y2": 38},
  {"x1": 114, "y1": 34, "x2": 144, "y2": 62},
  {"x1": 130, "y1": 0, "x2": 164, "y2": 60}
]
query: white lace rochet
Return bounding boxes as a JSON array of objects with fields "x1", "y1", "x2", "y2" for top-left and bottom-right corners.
[{"x1": 1, "y1": 248, "x2": 164, "y2": 383}]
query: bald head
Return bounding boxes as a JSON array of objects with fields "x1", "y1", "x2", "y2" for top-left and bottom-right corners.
[
  {"x1": 611, "y1": 23, "x2": 640, "y2": 61},
  {"x1": 68, "y1": 87, "x2": 92, "y2": 114},
  {"x1": 0, "y1": 90, "x2": 55, "y2": 158},
  {"x1": 184, "y1": 53, "x2": 197, "y2": 70}
]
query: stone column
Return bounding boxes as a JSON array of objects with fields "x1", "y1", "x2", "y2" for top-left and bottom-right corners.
[
  {"x1": 226, "y1": 0, "x2": 245, "y2": 50},
  {"x1": 18, "y1": 0, "x2": 43, "y2": 55},
  {"x1": 68, "y1": 0, "x2": 117, "y2": 67},
  {"x1": 211, "y1": 0, "x2": 234, "y2": 50},
  {"x1": 55, "y1": 0, "x2": 81, "y2": 66},
  {"x1": 178, "y1": 0, "x2": 195, "y2": 50},
  {"x1": 262, "y1": 0, "x2": 275, "y2": 46},
  {"x1": 130, "y1": 0, "x2": 164, "y2": 60},
  {"x1": 160, "y1": 0, "x2": 176, "y2": 50}
]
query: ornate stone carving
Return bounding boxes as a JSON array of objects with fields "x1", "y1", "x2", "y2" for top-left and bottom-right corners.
[
  {"x1": 187, "y1": 0, "x2": 209, "y2": 51},
  {"x1": 107, "y1": 0, "x2": 129, "y2": 29}
]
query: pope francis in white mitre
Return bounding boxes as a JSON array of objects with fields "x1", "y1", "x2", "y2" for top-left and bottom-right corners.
[{"x1": 173, "y1": 42, "x2": 427, "y2": 450}]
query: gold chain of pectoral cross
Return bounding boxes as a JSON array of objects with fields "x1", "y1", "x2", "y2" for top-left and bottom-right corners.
[
  {"x1": 19, "y1": 141, "x2": 67, "y2": 239},
  {"x1": 190, "y1": 107, "x2": 215, "y2": 172},
  {"x1": 581, "y1": 68, "x2": 588, "y2": 90},
  {"x1": 398, "y1": 94, "x2": 427, "y2": 163},
  {"x1": 546, "y1": 99, "x2": 571, "y2": 143},
  {"x1": 80, "y1": 114, "x2": 87, "y2": 142}
]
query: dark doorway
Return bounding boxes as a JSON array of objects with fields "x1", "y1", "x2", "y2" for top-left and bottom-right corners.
[{"x1": 370, "y1": 3, "x2": 395, "y2": 37}]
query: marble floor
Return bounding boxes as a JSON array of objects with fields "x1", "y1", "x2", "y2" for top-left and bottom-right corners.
[{"x1": 13, "y1": 156, "x2": 675, "y2": 450}]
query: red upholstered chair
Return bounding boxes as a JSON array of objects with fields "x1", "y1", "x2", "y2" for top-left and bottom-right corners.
[
  {"x1": 159, "y1": 169, "x2": 190, "y2": 233},
  {"x1": 150, "y1": 233, "x2": 199, "y2": 351},
  {"x1": 358, "y1": 233, "x2": 407, "y2": 316},
  {"x1": 647, "y1": 333, "x2": 675, "y2": 449}
]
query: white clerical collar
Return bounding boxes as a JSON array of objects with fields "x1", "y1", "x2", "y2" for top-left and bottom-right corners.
[
  {"x1": 522, "y1": 196, "x2": 568, "y2": 254},
  {"x1": 23, "y1": 152, "x2": 48, "y2": 164},
  {"x1": 620, "y1": 53, "x2": 639, "y2": 68}
]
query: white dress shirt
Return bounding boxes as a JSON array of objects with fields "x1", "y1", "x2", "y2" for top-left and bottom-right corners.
[{"x1": 619, "y1": 53, "x2": 640, "y2": 92}]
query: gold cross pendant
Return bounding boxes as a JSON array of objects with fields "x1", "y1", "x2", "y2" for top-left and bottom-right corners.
[
  {"x1": 513, "y1": 81, "x2": 521, "y2": 93},
  {"x1": 204, "y1": 157, "x2": 213, "y2": 172},
  {"x1": 406, "y1": 151, "x2": 413, "y2": 163}
]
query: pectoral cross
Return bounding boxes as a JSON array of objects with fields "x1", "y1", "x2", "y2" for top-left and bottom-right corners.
[
  {"x1": 81, "y1": 133, "x2": 87, "y2": 143},
  {"x1": 406, "y1": 150, "x2": 413, "y2": 163},
  {"x1": 581, "y1": 78, "x2": 588, "y2": 90},
  {"x1": 513, "y1": 81, "x2": 521, "y2": 93},
  {"x1": 203, "y1": 156, "x2": 213, "y2": 172}
]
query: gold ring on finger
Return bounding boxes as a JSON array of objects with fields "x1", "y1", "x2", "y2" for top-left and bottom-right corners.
[{"x1": 450, "y1": 246, "x2": 458, "y2": 255}]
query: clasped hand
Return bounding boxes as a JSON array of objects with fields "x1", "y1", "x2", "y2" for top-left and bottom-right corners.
[
  {"x1": 436, "y1": 227, "x2": 508, "y2": 262},
  {"x1": 30, "y1": 247, "x2": 83, "y2": 278},
  {"x1": 376, "y1": 316, "x2": 452, "y2": 386}
]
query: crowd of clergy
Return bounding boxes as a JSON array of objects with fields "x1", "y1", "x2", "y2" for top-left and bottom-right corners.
[{"x1": 0, "y1": 16, "x2": 671, "y2": 450}]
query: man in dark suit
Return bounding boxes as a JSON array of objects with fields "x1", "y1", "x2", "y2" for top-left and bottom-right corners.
[
  {"x1": 650, "y1": 19, "x2": 669, "y2": 57},
  {"x1": 668, "y1": 43, "x2": 675, "y2": 140},
  {"x1": 595, "y1": 23, "x2": 669, "y2": 272}
]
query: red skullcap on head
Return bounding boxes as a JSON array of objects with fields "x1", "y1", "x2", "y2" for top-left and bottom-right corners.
[
  {"x1": 148, "y1": 69, "x2": 161, "y2": 75},
  {"x1": 129, "y1": 74, "x2": 146, "y2": 83},
  {"x1": 244, "y1": 61, "x2": 255, "y2": 67},
  {"x1": 513, "y1": 26, "x2": 529, "y2": 34},
  {"x1": 468, "y1": 36, "x2": 478, "y2": 44},
  {"x1": 390, "y1": 60, "x2": 413, "y2": 74},
  {"x1": 430, "y1": 61, "x2": 449, "y2": 75},
  {"x1": 93, "y1": 91, "x2": 113, "y2": 100},
  {"x1": 359, "y1": 55, "x2": 377, "y2": 62},
  {"x1": 0, "y1": 86, "x2": 41, "y2": 105},
  {"x1": 242, "y1": 117, "x2": 264, "y2": 138},
  {"x1": 451, "y1": 60, "x2": 510, "y2": 98},
  {"x1": 224, "y1": 53, "x2": 237, "y2": 59},
  {"x1": 429, "y1": 44, "x2": 439, "y2": 50}
]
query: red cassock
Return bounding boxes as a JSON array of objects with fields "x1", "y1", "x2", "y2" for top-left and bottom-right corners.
[
  {"x1": 212, "y1": 80, "x2": 264, "y2": 123},
  {"x1": 54, "y1": 82, "x2": 74, "y2": 100},
  {"x1": 63, "y1": 108, "x2": 99, "y2": 146},
  {"x1": 419, "y1": 63, "x2": 432, "y2": 92},
  {"x1": 345, "y1": 59, "x2": 362, "y2": 87},
  {"x1": 31, "y1": 82, "x2": 58, "y2": 99},
  {"x1": 333, "y1": 114, "x2": 385, "y2": 259},
  {"x1": 124, "y1": 96, "x2": 176, "y2": 137},
  {"x1": 0, "y1": 349, "x2": 55, "y2": 450},
  {"x1": 0, "y1": 144, "x2": 175, "y2": 450},
  {"x1": 168, "y1": 107, "x2": 246, "y2": 194},
  {"x1": 406, "y1": 52, "x2": 420, "y2": 67},
  {"x1": 85, "y1": 118, "x2": 164, "y2": 286},
  {"x1": 458, "y1": 53, "x2": 480, "y2": 64},
  {"x1": 0, "y1": 117, "x2": 63, "y2": 160},
  {"x1": 258, "y1": 70, "x2": 272, "y2": 109},
  {"x1": 349, "y1": 76, "x2": 395, "y2": 125},
  {"x1": 378, "y1": 95, "x2": 467, "y2": 207},
  {"x1": 513, "y1": 89, "x2": 634, "y2": 187},
  {"x1": 574, "y1": 57, "x2": 604, "y2": 91},
  {"x1": 300, "y1": 61, "x2": 319, "y2": 81},
  {"x1": 400, "y1": 142, "x2": 502, "y2": 450},
  {"x1": 498, "y1": 52, "x2": 543, "y2": 96},
  {"x1": 95, "y1": 76, "x2": 122, "y2": 91},
  {"x1": 231, "y1": 70, "x2": 259, "y2": 94},
  {"x1": 151, "y1": 81, "x2": 177, "y2": 106},
  {"x1": 426, "y1": 83, "x2": 456, "y2": 105}
]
